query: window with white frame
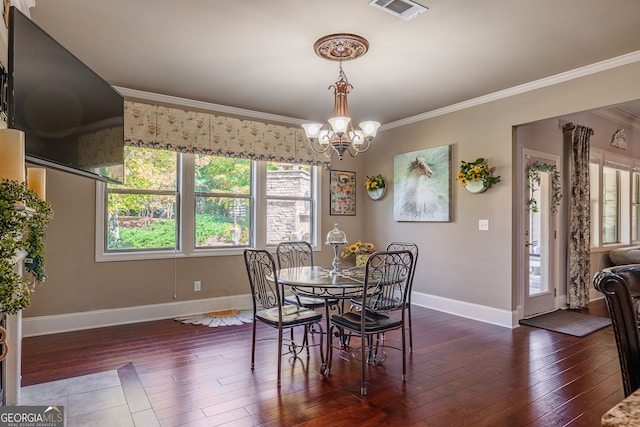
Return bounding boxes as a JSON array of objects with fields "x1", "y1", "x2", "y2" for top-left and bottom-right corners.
[
  {"x1": 590, "y1": 149, "x2": 633, "y2": 249},
  {"x1": 602, "y1": 165, "x2": 621, "y2": 244},
  {"x1": 105, "y1": 147, "x2": 179, "y2": 251},
  {"x1": 633, "y1": 170, "x2": 640, "y2": 242},
  {"x1": 97, "y1": 146, "x2": 320, "y2": 261}
]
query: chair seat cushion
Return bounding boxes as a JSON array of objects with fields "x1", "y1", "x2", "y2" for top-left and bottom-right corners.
[
  {"x1": 285, "y1": 295, "x2": 338, "y2": 309},
  {"x1": 350, "y1": 296, "x2": 403, "y2": 312},
  {"x1": 257, "y1": 305, "x2": 322, "y2": 327},
  {"x1": 331, "y1": 310, "x2": 402, "y2": 333}
]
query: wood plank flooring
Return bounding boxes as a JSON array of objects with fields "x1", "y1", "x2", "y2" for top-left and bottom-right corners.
[{"x1": 22, "y1": 301, "x2": 623, "y2": 426}]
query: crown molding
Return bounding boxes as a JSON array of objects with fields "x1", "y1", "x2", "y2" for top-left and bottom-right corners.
[
  {"x1": 382, "y1": 50, "x2": 640, "y2": 131},
  {"x1": 117, "y1": 50, "x2": 640, "y2": 132}
]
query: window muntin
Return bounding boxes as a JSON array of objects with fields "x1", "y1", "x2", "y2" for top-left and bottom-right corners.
[{"x1": 106, "y1": 147, "x2": 178, "y2": 251}]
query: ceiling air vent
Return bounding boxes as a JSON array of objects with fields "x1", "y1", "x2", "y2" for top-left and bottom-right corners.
[{"x1": 369, "y1": 0, "x2": 428, "y2": 21}]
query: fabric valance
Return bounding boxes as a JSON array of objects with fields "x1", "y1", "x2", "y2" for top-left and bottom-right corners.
[{"x1": 124, "y1": 100, "x2": 331, "y2": 168}]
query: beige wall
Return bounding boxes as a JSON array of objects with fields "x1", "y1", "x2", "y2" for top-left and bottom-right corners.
[
  {"x1": 24, "y1": 60, "x2": 640, "y2": 318},
  {"x1": 360, "y1": 61, "x2": 640, "y2": 312}
]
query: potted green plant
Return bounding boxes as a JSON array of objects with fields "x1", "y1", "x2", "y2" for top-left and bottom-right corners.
[
  {"x1": 365, "y1": 174, "x2": 386, "y2": 200},
  {"x1": 0, "y1": 178, "x2": 53, "y2": 314},
  {"x1": 456, "y1": 158, "x2": 501, "y2": 193},
  {"x1": 341, "y1": 240, "x2": 376, "y2": 266}
]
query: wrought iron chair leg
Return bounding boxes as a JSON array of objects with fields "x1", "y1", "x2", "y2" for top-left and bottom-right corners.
[
  {"x1": 408, "y1": 303, "x2": 413, "y2": 352},
  {"x1": 277, "y1": 328, "x2": 283, "y2": 387},
  {"x1": 361, "y1": 331, "x2": 367, "y2": 396},
  {"x1": 402, "y1": 327, "x2": 407, "y2": 381}
]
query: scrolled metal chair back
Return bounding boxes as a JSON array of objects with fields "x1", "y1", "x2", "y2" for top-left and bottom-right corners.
[
  {"x1": 244, "y1": 249, "x2": 281, "y2": 310},
  {"x1": 363, "y1": 250, "x2": 414, "y2": 313},
  {"x1": 386, "y1": 242, "x2": 418, "y2": 284},
  {"x1": 276, "y1": 241, "x2": 313, "y2": 269}
]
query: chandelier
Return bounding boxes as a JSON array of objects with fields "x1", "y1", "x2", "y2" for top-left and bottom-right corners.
[{"x1": 302, "y1": 34, "x2": 380, "y2": 160}]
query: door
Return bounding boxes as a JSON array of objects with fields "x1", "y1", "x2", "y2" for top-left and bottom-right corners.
[{"x1": 523, "y1": 151, "x2": 559, "y2": 317}]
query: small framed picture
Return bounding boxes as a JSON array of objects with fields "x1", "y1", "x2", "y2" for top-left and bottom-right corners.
[{"x1": 330, "y1": 170, "x2": 356, "y2": 216}]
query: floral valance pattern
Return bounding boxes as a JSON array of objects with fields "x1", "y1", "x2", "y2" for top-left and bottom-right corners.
[{"x1": 124, "y1": 101, "x2": 331, "y2": 167}]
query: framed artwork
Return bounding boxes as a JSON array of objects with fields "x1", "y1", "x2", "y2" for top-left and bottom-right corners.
[
  {"x1": 393, "y1": 145, "x2": 451, "y2": 222},
  {"x1": 330, "y1": 170, "x2": 356, "y2": 216}
]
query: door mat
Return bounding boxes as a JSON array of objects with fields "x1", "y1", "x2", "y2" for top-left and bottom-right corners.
[
  {"x1": 519, "y1": 310, "x2": 611, "y2": 337},
  {"x1": 176, "y1": 309, "x2": 253, "y2": 327}
]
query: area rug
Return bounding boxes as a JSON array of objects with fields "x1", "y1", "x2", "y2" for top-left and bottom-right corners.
[
  {"x1": 176, "y1": 309, "x2": 253, "y2": 328},
  {"x1": 519, "y1": 310, "x2": 611, "y2": 337}
]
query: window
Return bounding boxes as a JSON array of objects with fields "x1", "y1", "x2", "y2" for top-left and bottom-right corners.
[
  {"x1": 633, "y1": 171, "x2": 640, "y2": 242},
  {"x1": 590, "y1": 149, "x2": 633, "y2": 250},
  {"x1": 602, "y1": 165, "x2": 621, "y2": 244},
  {"x1": 194, "y1": 155, "x2": 251, "y2": 248},
  {"x1": 105, "y1": 147, "x2": 178, "y2": 251},
  {"x1": 589, "y1": 161, "x2": 600, "y2": 247},
  {"x1": 265, "y1": 162, "x2": 313, "y2": 245},
  {"x1": 97, "y1": 147, "x2": 320, "y2": 261}
]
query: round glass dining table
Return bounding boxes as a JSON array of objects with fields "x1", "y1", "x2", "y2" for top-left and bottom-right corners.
[{"x1": 276, "y1": 265, "x2": 367, "y2": 375}]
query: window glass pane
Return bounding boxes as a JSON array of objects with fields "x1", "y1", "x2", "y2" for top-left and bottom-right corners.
[
  {"x1": 266, "y1": 163, "x2": 311, "y2": 197},
  {"x1": 266, "y1": 199, "x2": 311, "y2": 244},
  {"x1": 602, "y1": 166, "x2": 619, "y2": 244},
  {"x1": 195, "y1": 196, "x2": 250, "y2": 247},
  {"x1": 589, "y1": 162, "x2": 600, "y2": 247},
  {"x1": 633, "y1": 172, "x2": 640, "y2": 242},
  {"x1": 195, "y1": 155, "x2": 250, "y2": 194},
  {"x1": 111, "y1": 147, "x2": 176, "y2": 191},
  {"x1": 107, "y1": 193, "x2": 177, "y2": 250}
]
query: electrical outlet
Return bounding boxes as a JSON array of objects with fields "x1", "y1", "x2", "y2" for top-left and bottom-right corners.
[
  {"x1": 479, "y1": 219, "x2": 489, "y2": 231},
  {"x1": 194, "y1": 280, "x2": 201, "y2": 292}
]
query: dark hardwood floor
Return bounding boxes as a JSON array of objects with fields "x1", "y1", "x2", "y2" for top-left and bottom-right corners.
[{"x1": 22, "y1": 300, "x2": 623, "y2": 426}]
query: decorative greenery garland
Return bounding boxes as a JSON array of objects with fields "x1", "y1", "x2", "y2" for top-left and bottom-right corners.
[
  {"x1": 527, "y1": 161, "x2": 562, "y2": 213},
  {"x1": 0, "y1": 178, "x2": 53, "y2": 314}
]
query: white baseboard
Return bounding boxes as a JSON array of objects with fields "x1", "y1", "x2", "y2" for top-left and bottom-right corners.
[
  {"x1": 22, "y1": 294, "x2": 253, "y2": 337},
  {"x1": 411, "y1": 291, "x2": 517, "y2": 328},
  {"x1": 24, "y1": 291, "x2": 523, "y2": 337}
]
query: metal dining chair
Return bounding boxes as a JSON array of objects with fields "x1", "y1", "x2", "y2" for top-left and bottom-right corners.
[
  {"x1": 276, "y1": 241, "x2": 338, "y2": 310},
  {"x1": 594, "y1": 268, "x2": 640, "y2": 397},
  {"x1": 329, "y1": 250, "x2": 414, "y2": 396},
  {"x1": 243, "y1": 248, "x2": 322, "y2": 387},
  {"x1": 386, "y1": 242, "x2": 419, "y2": 351}
]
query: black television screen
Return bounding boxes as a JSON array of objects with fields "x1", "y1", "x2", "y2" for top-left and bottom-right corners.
[{"x1": 7, "y1": 6, "x2": 124, "y2": 183}]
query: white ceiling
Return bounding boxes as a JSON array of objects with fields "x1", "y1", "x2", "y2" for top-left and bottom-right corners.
[{"x1": 27, "y1": 0, "x2": 640, "y2": 126}]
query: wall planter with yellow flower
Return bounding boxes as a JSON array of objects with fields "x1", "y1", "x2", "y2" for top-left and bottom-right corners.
[
  {"x1": 365, "y1": 174, "x2": 386, "y2": 200},
  {"x1": 341, "y1": 240, "x2": 376, "y2": 266},
  {"x1": 456, "y1": 158, "x2": 500, "y2": 193}
]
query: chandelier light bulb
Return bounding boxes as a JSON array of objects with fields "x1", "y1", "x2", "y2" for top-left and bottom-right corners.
[
  {"x1": 302, "y1": 123, "x2": 322, "y2": 140},
  {"x1": 360, "y1": 121, "x2": 381, "y2": 138},
  {"x1": 328, "y1": 116, "x2": 350, "y2": 136}
]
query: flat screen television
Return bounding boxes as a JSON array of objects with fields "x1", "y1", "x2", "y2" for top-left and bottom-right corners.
[{"x1": 7, "y1": 6, "x2": 124, "y2": 183}]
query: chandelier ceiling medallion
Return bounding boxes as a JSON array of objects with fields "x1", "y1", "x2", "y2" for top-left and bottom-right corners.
[{"x1": 302, "y1": 34, "x2": 380, "y2": 160}]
